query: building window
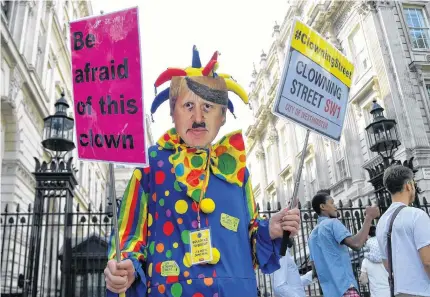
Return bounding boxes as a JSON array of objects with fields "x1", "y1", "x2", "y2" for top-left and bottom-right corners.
[
  {"x1": 335, "y1": 145, "x2": 347, "y2": 181},
  {"x1": 348, "y1": 26, "x2": 370, "y2": 77},
  {"x1": 296, "y1": 127, "x2": 307, "y2": 151},
  {"x1": 426, "y1": 84, "x2": 430, "y2": 99},
  {"x1": 279, "y1": 126, "x2": 288, "y2": 167},
  {"x1": 306, "y1": 159, "x2": 317, "y2": 198},
  {"x1": 285, "y1": 177, "x2": 294, "y2": 204},
  {"x1": 265, "y1": 145, "x2": 273, "y2": 181},
  {"x1": 45, "y1": 62, "x2": 53, "y2": 99},
  {"x1": 404, "y1": 7, "x2": 430, "y2": 49}
]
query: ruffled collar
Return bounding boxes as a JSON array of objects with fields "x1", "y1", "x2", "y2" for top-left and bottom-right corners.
[{"x1": 157, "y1": 128, "x2": 247, "y2": 202}]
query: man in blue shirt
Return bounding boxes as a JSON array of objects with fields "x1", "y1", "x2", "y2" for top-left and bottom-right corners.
[{"x1": 308, "y1": 190, "x2": 380, "y2": 297}]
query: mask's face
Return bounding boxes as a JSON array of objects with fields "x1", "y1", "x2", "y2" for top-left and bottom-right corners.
[{"x1": 171, "y1": 77, "x2": 226, "y2": 148}]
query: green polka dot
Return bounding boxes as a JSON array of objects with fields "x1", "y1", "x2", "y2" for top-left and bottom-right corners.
[
  {"x1": 166, "y1": 250, "x2": 172, "y2": 258},
  {"x1": 191, "y1": 155, "x2": 203, "y2": 167},
  {"x1": 174, "y1": 181, "x2": 182, "y2": 192},
  {"x1": 172, "y1": 152, "x2": 181, "y2": 161},
  {"x1": 181, "y1": 230, "x2": 190, "y2": 244},
  {"x1": 218, "y1": 153, "x2": 237, "y2": 175},
  {"x1": 191, "y1": 189, "x2": 201, "y2": 202},
  {"x1": 149, "y1": 241, "x2": 155, "y2": 255},
  {"x1": 164, "y1": 142, "x2": 174, "y2": 149},
  {"x1": 150, "y1": 151, "x2": 157, "y2": 158},
  {"x1": 171, "y1": 282, "x2": 182, "y2": 297},
  {"x1": 159, "y1": 198, "x2": 165, "y2": 206}
]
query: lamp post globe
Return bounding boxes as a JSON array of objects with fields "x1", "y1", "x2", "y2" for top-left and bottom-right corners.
[
  {"x1": 365, "y1": 100, "x2": 401, "y2": 164},
  {"x1": 41, "y1": 92, "x2": 75, "y2": 154}
]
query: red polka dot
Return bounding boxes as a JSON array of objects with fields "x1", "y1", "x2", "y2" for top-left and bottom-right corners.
[
  {"x1": 192, "y1": 202, "x2": 199, "y2": 212},
  {"x1": 163, "y1": 221, "x2": 174, "y2": 236},
  {"x1": 192, "y1": 294, "x2": 204, "y2": 297},
  {"x1": 186, "y1": 170, "x2": 202, "y2": 187},
  {"x1": 155, "y1": 262, "x2": 162, "y2": 273},
  {"x1": 155, "y1": 171, "x2": 166, "y2": 185},
  {"x1": 155, "y1": 212, "x2": 159, "y2": 220},
  {"x1": 144, "y1": 167, "x2": 151, "y2": 174},
  {"x1": 166, "y1": 276, "x2": 178, "y2": 284},
  {"x1": 237, "y1": 167, "x2": 245, "y2": 183},
  {"x1": 163, "y1": 133, "x2": 170, "y2": 141},
  {"x1": 229, "y1": 134, "x2": 245, "y2": 151},
  {"x1": 187, "y1": 148, "x2": 197, "y2": 153},
  {"x1": 212, "y1": 270, "x2": 217, "y2": 277}
]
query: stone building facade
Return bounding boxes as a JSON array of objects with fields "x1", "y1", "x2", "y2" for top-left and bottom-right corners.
[
  {"x1": 246, "y1": 0, "x2": 430, "y2": 209},
  {"x1": 1, "y1": 0, "x2": 153, "y2": 211}
]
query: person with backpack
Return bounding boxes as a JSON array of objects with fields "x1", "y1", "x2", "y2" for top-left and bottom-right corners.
[{"x1": 376, "y1": 165, "x2": 430, "y2": 297}]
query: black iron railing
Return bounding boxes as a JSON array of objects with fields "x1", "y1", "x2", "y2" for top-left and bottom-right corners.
[{"x1": 1, "y1": 197, "x2": 429, "y2": 297}]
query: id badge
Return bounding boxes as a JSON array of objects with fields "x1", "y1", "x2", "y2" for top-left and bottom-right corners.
[{"x1": 189, "y1": 227, "x2": 213, "y2": 265}]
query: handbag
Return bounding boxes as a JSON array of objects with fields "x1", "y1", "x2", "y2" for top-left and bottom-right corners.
[{"x1": 387, "y1": 205, "x2": 406, "y2": 297}]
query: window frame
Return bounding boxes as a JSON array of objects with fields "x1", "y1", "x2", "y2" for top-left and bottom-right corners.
[
  {"x1": 402, "y1": 5, "x2": 430, "y2": 50},
  {"x1": 347, "y1": 25, "x2": 370, "y2": 79}
]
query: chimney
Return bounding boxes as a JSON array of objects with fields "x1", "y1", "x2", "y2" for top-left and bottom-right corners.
[
  {"x1": 272, "y1": 21, "x2": 280, "y2": 40},
  {"x1": 260, "y1": 50, "x2": 267, "y2": 70}
]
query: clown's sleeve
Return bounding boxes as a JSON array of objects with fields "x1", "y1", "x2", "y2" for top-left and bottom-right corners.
[
  {"x1": 244, "y1": 168, "x2": 282, "y2": 274},
  {"x1": 107, "y1": 167, "x2": 150, "y2": 296}
]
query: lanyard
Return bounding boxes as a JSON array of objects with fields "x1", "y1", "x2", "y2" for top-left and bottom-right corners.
[{"x1": 196, "y1": 148, "x2": 212, "y2": 229}]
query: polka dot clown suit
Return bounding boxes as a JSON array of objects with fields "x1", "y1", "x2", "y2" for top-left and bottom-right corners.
[{"x1": 107, "y1": 46, "x2": 283, "y2": 297}]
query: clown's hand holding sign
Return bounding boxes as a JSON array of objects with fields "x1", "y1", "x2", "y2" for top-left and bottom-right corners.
[{"x1": 104, "y1": 46, "x2": 301, "y2": 297}]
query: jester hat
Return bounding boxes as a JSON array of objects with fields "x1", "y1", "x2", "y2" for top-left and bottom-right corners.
[{"x1": 150, "y1": 46, "x2": 249, "y2": 121}]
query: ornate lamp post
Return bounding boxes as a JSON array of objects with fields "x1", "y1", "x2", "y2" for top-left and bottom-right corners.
[
  {"x1": 24, "y1": 92, "x2": 78, "y2": 297},
  {"x1": 365, "y1": 100, "x2": 401, "y2": 166},
  {"x1": 364, "y1": 100, "x2": 420, "y2": 211},
  {"x1": 42, "y1": 92, "x2": 75, "y2": 156}
]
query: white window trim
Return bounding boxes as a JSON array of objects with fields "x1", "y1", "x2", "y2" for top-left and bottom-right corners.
[{"x1": 402, "y1": 5, "x2": 430, "y2": 50}]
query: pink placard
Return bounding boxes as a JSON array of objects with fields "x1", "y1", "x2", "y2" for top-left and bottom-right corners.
[{"x1": 70, "y1": 7, "x2": 147, "y2": 166}]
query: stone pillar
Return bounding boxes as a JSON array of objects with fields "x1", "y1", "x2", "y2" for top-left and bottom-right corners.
[
  {"x1": 260, "y1": 51, "x2": 271, "y2": 102},
  {"x1": 343, "y1": 104, "x2": 365, "y2": 182},
  {"x1": 256, "y1": 140, "x2": 268, "y2": 209},
  {"x1": 268, "y1": 121, "x2": 284, "y2": 207}
]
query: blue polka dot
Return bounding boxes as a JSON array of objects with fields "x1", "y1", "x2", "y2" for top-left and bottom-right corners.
[
  {"x1": 175, "y1": 164, "x2": 185, "y2": 177},
  {"x1": 200, "y1": 174, "x2": 205, "y2": 180}
]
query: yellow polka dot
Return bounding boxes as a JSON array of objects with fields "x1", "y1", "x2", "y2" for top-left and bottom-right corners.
[
  {"x1": 165, "y1": 190, "x2": 170, "y2": 196},
  {"x1": 148, "y1": 213, "x2": 153, "y2": 227},
  {"x1": 148, "y1": 288, "x2": 151, "y2": 294},
  {"x1": 173, "y1": 242, "x2": 179, "y2": 248},
  {"x1": 200, "y1": 198, "x2": 215, "y2": 214},
  {"x1": 186, "y1": 279, "x2": 192, "y2": 285},
  {"x1": 183, "y1": 252, "x2": 191, "y2": 268},
  {"x1": 148, "y1": 263, "x2": 153, "y2": 277},
  {"x1": 158, "y1": 146, "x2": 163, "y2": 150},
  {"x1": 133, "y1": 169, "x2": 142, "y2": 181},
  {"x1": 175, "y1": 200, "x2": 188, "y2": 214}
]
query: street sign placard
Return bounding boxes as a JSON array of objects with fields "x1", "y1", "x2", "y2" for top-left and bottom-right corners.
[{"x1": 272, "y1": 18, "x2": 355, "y2": 142}]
